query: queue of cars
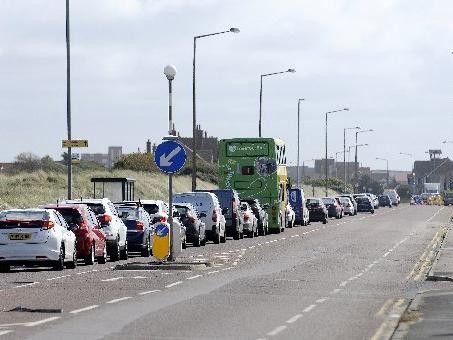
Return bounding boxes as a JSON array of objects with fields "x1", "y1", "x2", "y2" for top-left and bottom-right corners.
[{"x1": 0, "y1": 187, "x2": 400, "y2": 272}]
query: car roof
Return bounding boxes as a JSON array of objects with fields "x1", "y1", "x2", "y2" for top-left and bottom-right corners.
[
  {"x1": 44, "y1": 203, "x2": 87, "y2": 211},
  {"x1": 64, "y1": 198, "x2": 109, "y2": 204}
]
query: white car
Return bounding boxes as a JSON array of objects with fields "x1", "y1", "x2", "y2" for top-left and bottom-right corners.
[
  {"x1": 0, "y1": 209, "x2": 77, "y2": 272},
  {"x1": 383, "y1": 190, "x2": 400, "y2": 206},
  {"x1": 239, "y1": 202, "x2": 258, "y2": 237},
  {"x1": 173, "y1": 192, "x2": 226, "y2": 244},
  {"x1": 286, "y1": 204, "x2": 296, "y2": 228},
  {"x1": 64, "y1": 198, "x2": 128, "y2": 261},
  {"x1": 138, "y1": 200, "x2": 169, "y2": 224},
  {"x1": 338, "y1": 197, "x2": 355, "y2": 215}
]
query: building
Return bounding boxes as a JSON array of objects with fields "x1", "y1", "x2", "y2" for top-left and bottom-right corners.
[
  {"x1": 81, "y1": 146, "x2": 123, "y2": 168},
  {"x1": 176, "y1": 125, "x2": 218, "y2": 163},
  {"x1": 413, "y1": 157, "x2": 453, "y2": 193}
]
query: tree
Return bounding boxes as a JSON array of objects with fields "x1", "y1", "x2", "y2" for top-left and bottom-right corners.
[{"x1": 13, "y1": 152, "x2": 41, "y2": 172}]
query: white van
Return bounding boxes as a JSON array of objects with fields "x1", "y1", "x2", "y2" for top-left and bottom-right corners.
[
  {"x1": 383, "y1": 190, "x2": 400, "y2": 206},
  {"x1": 173, "y1": 192, "x2": 226, "y2": 244}
]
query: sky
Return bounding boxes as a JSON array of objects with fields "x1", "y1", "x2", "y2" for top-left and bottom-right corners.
[{"x1": 1, "y1": 0, "x2": 452, "y2": 171}]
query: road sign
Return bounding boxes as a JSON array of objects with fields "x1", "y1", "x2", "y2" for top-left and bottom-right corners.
[
  {"x1": 154, "y1": 140, "x2": 187, "y2": 174},
  {"x1": 153, "y1": 223, "x2": 171, "y2": 261},
  {"x1": 62, "y1": 140, "x2": 89, "y2": 148}
]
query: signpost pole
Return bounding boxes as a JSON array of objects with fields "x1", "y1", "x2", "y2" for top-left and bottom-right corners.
[{"x1": 66, "y1": 0, "x2": 72, "y2": 200}]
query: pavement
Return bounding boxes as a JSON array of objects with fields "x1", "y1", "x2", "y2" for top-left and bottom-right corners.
[{"x1": 0, "y1": 204, "x2": 450, "y2": 340}]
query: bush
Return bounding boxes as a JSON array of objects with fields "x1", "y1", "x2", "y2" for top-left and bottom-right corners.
[{"x1": 114, "y1": 153, "x2": 159, "y2": 172}]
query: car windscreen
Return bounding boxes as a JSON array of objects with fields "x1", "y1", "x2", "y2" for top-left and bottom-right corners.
[
  {"x1": 211, "y1": 191, "x2": 231, "y2": 209},
  {"x1": 356, "y1": 197, "x2": 369, "y2": 203},
  {"x1": 0, "y1": 211, "x2": 48, "y2": 228},
  {"x1": 56, "y1": 208, "x2": 82, "y2": 225},
  {"x1": 116, "y1": 206, "x2": 139, "y2": 220},
  {"x1": 84, "y1": 203, "x2": 105, "y2": 216},
  {"x1": 339, "y1": 198, "x2": 349, "y2": 203},
  {"x1": 306, "y1": 199, "x2": 320, "y2": 206},
  {"x1": 321, "y1": 198, "x2": 335, "y2": 205},
  {"x1": 143, "y1": 204, "x2": 159, "y2": 215}
]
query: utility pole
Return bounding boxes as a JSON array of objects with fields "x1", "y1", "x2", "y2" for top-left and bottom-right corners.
[{"x1": 66, "y1": 0, "x2": 72, "y2": 199}]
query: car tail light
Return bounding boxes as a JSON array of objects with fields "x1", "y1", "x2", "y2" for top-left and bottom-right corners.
[
  {"x1": 98, "y1": 215, "x2": 112, "y2": 224},
  {"x1": 244, "y1": 213, "x2": 250, "y2": 221},
  {"x1": 136, "y1": 221, "x2": 144, "y2": 231},
  {"x1": 212, "y1": 210, "x2": 218, "y2": 223},
  {"x1": 41, "y1": 220, "x2": 55, "y2": 230},
  {"x1": 232, "y1": 211, "x2": 237, "y2": 220},
  {"x1": 78, "y1": 220, "x2": 87, "y2": 229}
]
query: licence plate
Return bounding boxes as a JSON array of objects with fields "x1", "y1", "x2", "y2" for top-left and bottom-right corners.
[{"x1": 9, "y1": 233, "x2": 31, "y2": 240}]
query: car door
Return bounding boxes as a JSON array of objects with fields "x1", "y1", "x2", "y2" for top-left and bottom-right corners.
[
  {"x1": 54, "y1": 211, "x2": 74, "y2": 260},
  {"x1": 108, "y1": 202, "x2": 127, "y2": 247},
  {"x1": 88, "y1": 209, "x2": 104, "y2": 256}
]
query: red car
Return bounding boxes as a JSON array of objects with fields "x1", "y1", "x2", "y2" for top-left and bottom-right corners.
[{"x1": 44, "y1": 204, "x2": 107, "y2": 265}]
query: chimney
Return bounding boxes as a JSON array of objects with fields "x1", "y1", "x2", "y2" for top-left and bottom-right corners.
[{"x1": 146, "y1": 139, "x2": 152, "y2": 154}]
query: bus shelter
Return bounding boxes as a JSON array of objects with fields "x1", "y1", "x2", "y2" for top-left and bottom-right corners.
[{"x1": 91, "y1": 177, "x2": 136, "y2": 202}]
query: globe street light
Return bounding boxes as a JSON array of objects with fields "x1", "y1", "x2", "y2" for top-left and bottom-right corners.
[
  {"x1": 348, "y1": 144, "x2": 368, "y2": 185},
  {"x1": 325, "y1": 108, "x2": 349, "y2": 196},
  {"x1": 192, "y1": 27, "x2": 240, "y2": 191},
  {"x1": 297, "y1": 98, "x2": 305, "y2": 187},
  {"x1": 354, "y1": 128, "x2": 373, "y2": 191},
  {"x1": 259, "y1": 68, "x2": 296, "y2": 137}
]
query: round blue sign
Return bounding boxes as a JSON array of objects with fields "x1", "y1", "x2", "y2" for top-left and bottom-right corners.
[
  {"x1": 155, "y1": 223, "x2": 169, "y2": 237},
  {"x1": 154, "y1": 140, "x2": 187, "y2": 174}
]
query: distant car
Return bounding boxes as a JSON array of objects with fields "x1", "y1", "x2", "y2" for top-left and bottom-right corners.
[
  {"x1": 173, "y1": 192, "x2": 227, "y2": 244},
  {"x1": 115, "y1": 204, "x2": 154, "y2": 257},
  {"x1": 196, "y1": 189, "x2": 243, "y2": 240},
  {"x1": 241, "y1": 199, "x2": 269, "y2": 236},
  {"x1": 136, "y1": 200, "x2": 169, "y2": 224},
  {"x1": 355, "y1": 196, "x2": 375, "y2": 213},
  {"x1": 339, "y1": 194, "x2": 358, "y2": 216},
  {"x1": 442, "y1": 192, "x2": 453, "y2": 206},
  {"x1": 378, "y1": 195, "x2": 392, "y2": 208},
  {"x1": 306, "y1": 198, "x2": 328, "y2": 224},
  {"x1": 239, "y1": 202, "x2": 258, "y2": 237},
  {"x1": 286, "y1": 204, "x2": 296, "y2": 228},
  {"x1": 44, "y1": 204, "x2": 107, "y2": 264},
  {"x1": 0, "y1": 209, "x2": 77, "y2": 272},
  {"x1": 338, "y1": 197, "x2": 354, "y2": 215},
  {"x1": 289, "y1": 187, "x2": 310, "y2": 226},
  {"x1": 63, "y1": 198, "x2": 128, "y2": 261},
  {"x1": 321, "y1": 197, "x2": 343, "y2": 219},
  {"x1": 383, "y1": 190, "x2": 400, "y2": 206},
  {"x1": 173, "y1": 203, "x2": 206, "y2": 247}
]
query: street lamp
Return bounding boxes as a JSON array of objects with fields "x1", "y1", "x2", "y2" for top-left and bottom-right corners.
[
  {"x1": 343, "y1": 126, "x2": 360, "y2": 192},
  {"x1": 325, "y1": 108, "x2": 349, "y2": 196},
  {"x1": 296, "y1": 98, "x2": 305, "y2": 188},
  {"x1": 376, "y1": 157, "x2": 389, "y2": 187},
  {"x1": 259, "y1": 68, "x2": 296, "y2": 137},
  {"x1": 354, "y1": 128, "x2": 373, "y2": 191},
  {"x1": 399, "y1": 152, "x2": 413, "y2": 170},
  {"x1": 192, "y1": 27, "x2": 240, "y2": 191},
  {"x1": 347, "y1": 144, "x2": 368, "y2": 185},
  {"x1": 65, "y1": 0, "x2": 72, "y2": 199}
]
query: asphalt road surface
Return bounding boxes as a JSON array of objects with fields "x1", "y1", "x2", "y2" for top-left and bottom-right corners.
[{"x1": 0, "y1": 204, "x2": 450, "y2": 340}]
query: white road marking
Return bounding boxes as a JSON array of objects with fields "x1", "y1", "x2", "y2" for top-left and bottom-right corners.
[
  {"x1": 106, "y1": 297, "x2": 132, "y2": 304},
  {"x1": 70, "y1": 305, "x2": 99, "y2": 314},
  {"x1": 316, "y1": 297, "x2": 328, "y2": 303},
  {"x1": 207, "y1": 270, "x2": 219, "y2": 275},
  {"x1": 0, "y1": 330, "x2": 14, "y2": 336},
  {"x1": 339, "y1": 281, "x2": 348, "y2": 287},
  {"x1": 165, "y1": 281, "x2": 183, "y2": 288},
  {"x1": 13, "y1": 282, "x2": 39, "y2": 288},
  {"x1": 46, "y1": 275, "x2": 71, "y2": 281},
  {"x1": 101, "y1": 277, "x2": 124, "y2": 282},
  {"x1": 383, "y1": 251, "x2": 390, "y2": 258},
  {"x1": 257, "y1": 243, "x2": 262, "y2": 246},
  {"x1": 138, "y1": 289, "x2": 161, "y2": 295},
  {"x1": 25, "y1": 317, "x2": 61, "y2": 327},
  {"x1": 187, "y1": 275, "x2": 202, "y2": 280},
  {"x1": 266, "y1": 325, "x2": 287, "y2": 336},
  {"x1": 303, "y1": 304, "x2": 317, "y2": 313},
  {"x1": 348, "y1": 276, "x2": 357, "y2": 281},
  {"x1": 222, "y1": 267, "x2": 233, "y2": 271},
  {"x1": 331, "y1": 288, "x2": 343, "y2": 294},
  {"x1": 286, "y1": 314, "x2": 303, "y2": 324}
]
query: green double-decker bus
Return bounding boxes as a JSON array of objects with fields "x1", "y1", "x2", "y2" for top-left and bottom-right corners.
[{"x1": 218, "y1": 138, "x2": 289, "y2": 233}]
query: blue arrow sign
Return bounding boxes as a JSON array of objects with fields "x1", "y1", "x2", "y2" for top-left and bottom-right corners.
[{"x1": 154, "y1": 140, "x2": 187, "y2": 174}]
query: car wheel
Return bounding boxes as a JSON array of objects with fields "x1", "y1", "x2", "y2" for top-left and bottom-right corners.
[
  {"x1": 97, "y1": 245, "x2": 107, "y2": 264},
  {"x1": 233, "y1": 229, "x2": 240, "y2": 240},
  {"x1": 213, "y1": 232, "x2": 221, "y2": 244},
  {"x1": 0, "y1": 264, "x2": 10, "y2": 272},
  {"x1": 110, "y1": 238, "x2": 120, "y2": 262},
  {"x1": 67, "y1": 248, "x2": 77, "y2": 269},
  {"x1": 53, "y1": 245, "x2": 65, "y2": 271},
  {"x1": 120, "y1": 240, "x2": 128, "y2": 260},
  {"x1": 200, "y1": 236, "x2": 206, "y2": 246},
  {"x1": 182, "y1": 239, "x2": 187, "y2": 249},
  {"x1": 141, "y1": 237, "x2": 151, "y2": 257},
  {"x1": 85, "y1": 243, "x2": 95, "y2": 265},
  {"x1": 323, "y1": 217, "x2": 328, "y2": 224},
  {"x1": 193, "y1": 234, "x2": 201, "y2": 247},
  {"x1": 371, "y1": 210, "x2": 375, "y2": 214}
]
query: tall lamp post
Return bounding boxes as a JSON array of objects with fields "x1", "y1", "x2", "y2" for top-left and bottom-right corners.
[
  {"x1": 192, "y1": 27, "x2": 240, "y2": 191},
  {"x1": 344, "y1": 126, "x2": 360, "y2": 192},
  {"x1": 347, "y1": 144, "x2": 368, "y2": 185},
  {"x1": 164, "y1": 64, "x2": 177, "y2": 261},
  {"x1": 65, "y1": 0, "x2": 72, "y2": 199},
  {"x1": 354, "y1": 128, "x2": 373, "y2": 192},
  {"x1": 400, "y1": 152, "x2": 414, "y2": 193},
  {"x1": 325, "y1": 108, "x2": 349, "y2": 196},
  {"x1": 259, "y1": 68, "x2": 296, "y2": 137},
  {"x1": 296, "y1": 98, "x2": 305, "y2": 187},
  {"x1": 376, "y1": 157, "x2": 389, "y2": 187}
]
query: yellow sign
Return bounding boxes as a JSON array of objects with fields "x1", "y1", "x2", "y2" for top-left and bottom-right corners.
[
  {"x1": 72, "y1": 160, "x2": 81, "y2": 164},
  {"x1": 153, "y1": 223, "x2": 170, "y2": 261},
  {"x1": 62, "y1": 140, "x2": 88, "y2": 148}
]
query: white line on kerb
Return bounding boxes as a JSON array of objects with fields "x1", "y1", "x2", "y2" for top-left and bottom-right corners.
[
  {"x1": 187, "y1": 275, "x2": 202, "y2": 280},
  {"x1": 106, "y1": 297, "x2": 132, "y2": 304},
  {"x1": 70, "y1": 305, "x2": 99, "y2": 314},
  {"x1": 286, "y1": 314, "x2": 303, "y2": 324},
  {"x1": 25, "y1": 317, "x2": 61, "y2": 327},
  {"x1": 303, "y1": 304, "x2": 317, "y2": 313},
  {"x1": 165, "y1": 281, "x2": 183, "y2": 288},
  {"x1": 138, "y1": 289, "x2": 161, "y2": 295},
  {"x1": 266, "y1": 325, "x2": 287, "y2": 336}
]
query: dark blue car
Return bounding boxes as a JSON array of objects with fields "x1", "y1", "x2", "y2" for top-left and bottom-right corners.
[
  {"x1": 289, "y1": 187, "x2": 309, "y2": 226},
  {"x1": 115, "y1": 204, "x2": 153, "y2": 257}
]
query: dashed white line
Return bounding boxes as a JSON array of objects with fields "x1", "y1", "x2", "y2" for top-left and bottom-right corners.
[
  {"x1": 303, "y1": 304, "x2": 317, "y2": 313},
  {"x1": 70, "y1": 305, "x2": 99, "y2": 314},
  {"x1": 25, "y1": 317, "x2": 61, "y2": 327},
  {"x1": 0, "y1": 330, "x2": 14, "y2": 336},
  {"x1": 14, "y1": 282, "x2": 40, "y2": 288},
  {"x1": 207, "y1": 270, "x2": 219, "y2": 275},
  {"x1": 138, "y1": 289, "x2": 161, "y2": 296},
  {"x1": 266, "y1": 325, "x2": 287, "y2": 336},
  {"x1": 101, "y1": 277, "x2": 124, "y2": 282},
  {"x1": 187, "y1": 275, "x2": 202, "y2": 280},
  {"x1": 383, "y1": 251, "x2": 390, "y2": 258},
  {"x1": 106, "y1": 297, "x2": 132, "y2": 304},
  {"x1": 165, "y1": 281, "x2": 183, "y2": 288},
  {"x1": 233, "y1": 262, "x2": 238, "y2": 266},
  {"x1": 46, "y1": 275, "x2": 71, "y2": 281},
  {"x1": 316, "y1": 297, "x2": 328, "y2": 304},
  {"x1": 286, "y1": 314, "x2": 303, "y2": 324},
  {"x1": 331, "y1": 288, "x2": 343, "y2": 294},
  {"x1": 339, "y1": 281, "x2": 348, "y2": 287}
]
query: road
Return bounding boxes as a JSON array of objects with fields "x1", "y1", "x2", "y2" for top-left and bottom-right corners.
[{"x1": 0, "y1": 204, "x2": 449, "y2": 340}]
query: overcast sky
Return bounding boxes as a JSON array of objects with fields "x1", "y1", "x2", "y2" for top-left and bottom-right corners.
[{"x1": 1, "y1": 0, "x2": 452, "y2": 170}]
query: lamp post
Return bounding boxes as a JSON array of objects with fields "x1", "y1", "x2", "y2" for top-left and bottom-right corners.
[
  {"x1": 259, "y1": 68, "x2": 296, "y2": 137},
  {"x1": 400, "y1": 152, "x2": 414, "y2": 194},
  {"x1": 325, "y1": 108, "x2": 349, "y2": 196},
  {"x1": 344, "y1": 126, "x2": 360, "y2": 192},
  {"x1": 65, "y1": 0, "x2": 72, "y2": 199},
  {"x1": 348, "y1": 144, "x2": 368, "y2": 186},
  {"x1": 376, "y1": 157, "x2": 389, "y2": 187},
  {"x1": 399, "y1": 152, "x2": 413, "y2": 169},
  {"x1": 164, "y1": 64, "x2": 177, "y2": 261},
  {"x1": 296, "y1": 98, "x2": 305, "y2": 188},
  {"x1": 354, "y1": 128, "x2": 373, "y2": 192},
  {"x1": 192, "y1": 27, "x2": 240, "y2": 191}
]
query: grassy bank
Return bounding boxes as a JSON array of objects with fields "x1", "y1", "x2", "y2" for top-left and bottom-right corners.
[{"x1": 0, "y1": 170, "x2": 215, "y2": 210}]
